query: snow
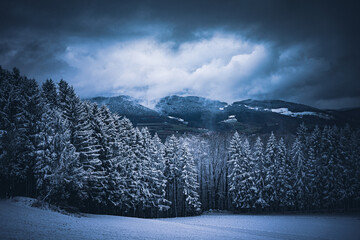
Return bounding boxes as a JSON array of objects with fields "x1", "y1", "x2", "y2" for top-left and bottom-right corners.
[
  {"x1": 1, "y1": 198, "x2": 360, "y2": 240},
  {"x1": 267, "y1": 108, "x2": 331, "y2": 119},
  {"x1": 168, "y1": 116, "x2": 188, "y2": 124},
  {"x1": 219, "y1": 104, "x2": 231, "y2": 111},
  {"x1": 244, "y1": 105, "x2": 331, "y2": 119},
  {"x1": 222, "y1": 119, "x2": 237, "y2": 123},
  {"x1": 222, "y1": 115, "x2": 237, "y2": 123},
  {"x1": 244, "y1": 105, "x2": 260, "y2": 111}
]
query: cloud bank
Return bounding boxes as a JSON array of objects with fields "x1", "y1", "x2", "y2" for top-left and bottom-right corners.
[
  {"x1": 60, "y1": 34, "x2": 335, "y2": 108},
  {"x1": 0, "y1": 0, "x2": 359, "y2": 109}
]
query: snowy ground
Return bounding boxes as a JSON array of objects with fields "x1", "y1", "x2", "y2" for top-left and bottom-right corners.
[{"x1": 1, "y1": 198, "x2": 360, "y2": 240}]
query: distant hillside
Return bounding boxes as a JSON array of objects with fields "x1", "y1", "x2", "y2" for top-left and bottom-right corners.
[
  {"x1": 89, "y1": 95, "x2": 360, "y2": 136},
  {"x1": 87, "y1": 95, "x2": 205, "y2": 138},
  {"x1": 155, "y1": 95, "x2": 227, "y2": 129}
]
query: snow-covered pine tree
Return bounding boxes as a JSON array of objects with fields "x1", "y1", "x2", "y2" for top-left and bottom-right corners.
[
  {"x1": 330, "y1": 126, "x2": 346, "y2": 206},
  {"x1": 0, "y1": 68, "x2": 21, "y2": 196},
  {"x1": 99, "y1": 104, "x2": 119, "y2": 159},
  {"x1": 164, "y1": 134, "x2": 182, "y2": 217},
  {"x1": 97, "y1": 106, "x2": 124, "y2": 210},
  {"x1": 291, "y1": 137, "x2": 306, "y2": 209},
  {"x1": 228, "y1": 132, "x2": 242, "y2": 209},
  {"x1": 320, "y1": 126, "x2": 341, "y2": 208},
  {"x1": 180, "y1": 144, "x2": 201, "y2": 216},
  {"x1": 351, "y1": 129, "x2": 360, "y2": 202},
  {"x1": 115, "y1": 117, "x2": 140, "y2": 215},
  {"x1": 228, "y1": 132, "x2": 255, "y2": 210},
  {"x1": 129, "y1": 127, "x2": 151, "y2": 215},
  {"x1": 338, "y1": 125, "x2": 355, "y2": 205},
  {"x1": 153, "y1": 133, "x2": 171, "y2": 208},
  {"x1": 0, "y1": 68, "x2": 42, "y2": 197},
  {"x1": 82, "y1": 102, "x2": 107, "y2": 207},
  {"x1": 276, "y1": 138, "x2": 287, "y2": 208},
  {"x1": 34, "y1": 108, "x2": 85, "y2": 206},
  {"x1": 149, "y1": 133, "x2": 170, "y2": 214},
  {"x1": 57, "y1": 80, "x2": 72, "y2": 117},
  {"x1": 296, "y1": 123, "x2": 309, "y2": 151},
  {"x1": 180, "y1": 135, "x2": 211, "y2": 210},
  {"x1": 104, "y1": 117, "x2": 130, "y2": 209},
  {"x1": 240, "y1": 138, "x2": 256, "y2": 209},
  {"x1": 307, "y1": 125, "x2": 322, "y2": 208},
  {"x1": 21, "y1": 77, "x2": 43, "y2": 197},
  {"x1": 41, "y1": 79, "x2": 58, "y2": 108},
  {"x1": 137, "y1": 128, "x2": 168, "y2": 216},
  {"x1": 264, "y1": 132, "x2": 278, "y2": 209},
  {"x1": 346, "y1": 128, "x2": 360, "y2": 204},
  {"x1": 75, "y1": 103, "x2": 104, "y2": 209},
  {"x1": 277, "y1": 137, "x2": 295, "y2": 209},
  {"x1": 252, "y1": 136, "x2": 268, "y2": 209},
  {"x1": 58, "y1": 81, "x2": 104, "y2": 208},
  {"x1": 94, "y1": 105, "x2": 118, "y2": 207}
]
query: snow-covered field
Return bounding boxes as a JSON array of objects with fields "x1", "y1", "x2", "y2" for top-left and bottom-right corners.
[{"x1": 1, "y1": 198, "x2": 360, "y2": 240}]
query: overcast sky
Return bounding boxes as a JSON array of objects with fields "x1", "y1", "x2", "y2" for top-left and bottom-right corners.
[{"x1": 1, "y1": 0, "x2": 359, "y2": 109}]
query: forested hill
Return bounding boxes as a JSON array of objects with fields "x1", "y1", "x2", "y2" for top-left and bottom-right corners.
[{"x1": 89, "y1": 95, "x2": 360, "y2": 137}]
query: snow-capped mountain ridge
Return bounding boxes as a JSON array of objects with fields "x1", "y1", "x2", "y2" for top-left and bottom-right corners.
[{"x1": 88, "y1": 95, "x2": 360, "y2": 135}]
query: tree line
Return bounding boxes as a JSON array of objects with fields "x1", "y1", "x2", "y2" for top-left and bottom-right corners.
[
  {"x1": 1, "y1": 67, "x2": 359, "y2": 217},
  {"x1": 228, "y1": 124, "x2": 360, "y2": 212},
  {"x1": 0, "y1": 67, "x2": 200, "y2": 217}
]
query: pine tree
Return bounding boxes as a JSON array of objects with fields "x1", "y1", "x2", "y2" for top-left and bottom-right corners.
[
  {"x1": 82, "y1": 102, "x2": 107, "y2": 206},
  {"x1": 321, "y1": 126, "x2": 341, "y2": 208},
  {"x1": 228, "y1": 132, "x2": 255, "y2": 209},
  {"x1": 296, "y1": 123, "x2": 308, "y2": 149},
  {"x1": 22, "y1": 77, "x2": 43, "y2": 196},
  {"x1": 0, "y1": 68, "x2": 19, "y2": 196},
  {"x1": 239, "y1": 138, "x2": 256, "y2": 209},
  {"x1": 264, "y1": 132, "x2": 278, "y2": 208},
  {"x1": 34, "y1": 109, "x2": 85, "y2": 205},
  {"x1": 164, "y1": 135, "x2": 182, "y2": 217},
  {"x1": 116, "y1": 117, "x2": 140, "y2": 214},
  {"x1": 138, "y1": 128, "x2": 169, "y2": 216},
  {"x1": 131, "y1": 128, "x2": 151, "y2": 213},
  {"x1": 98, "y1": 106, "x2": 123, "y2": 209},
  {"x1": 0, "y1": 68, "x2": 42, "y2": 197},
  {"x1": 291, "y1": 137, "x2": 306, "y2": 209},
  {"x1": 58, "y1": 81, "x2": 104, "y2": 207},
  {"x1": 76, "y1": 103, "x2": 104, "y2": 207},
  {"x1": 252, "y1": 137, "x2": 268, "y2": 209},
  {"x1": 308, "y1": 125, "x2": 322, "y2": 208},
  {"x1": 277, "y1": 137, "x2": 294, "y2": 209},
  {"x1": 150, "y1": 133, "x2": 170, "y2": 213},
  {"x1": 338, "y1": 125, "x2": 354, "y2": 205},
  {"x1": 351, "y1": 130, "x2": 360, "y2": 202},
  {"x1": 57, "y1": 80, "x2": 71, "y2": 115},
  {"x1": 180, "y1": 144, "x2": 201, "y2": 216},
  {"x1": 41, "y1": 79, "x2": 58, "y2": 108}
]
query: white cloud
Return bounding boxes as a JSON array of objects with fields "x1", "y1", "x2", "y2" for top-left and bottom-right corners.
[{"x1": 60, "y1": 34, "x2": 327, "y2": 108}]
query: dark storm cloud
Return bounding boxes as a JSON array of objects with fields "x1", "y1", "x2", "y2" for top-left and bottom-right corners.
[{"x1": 0, "y1": 0, "x2": 359, "y2": 108}]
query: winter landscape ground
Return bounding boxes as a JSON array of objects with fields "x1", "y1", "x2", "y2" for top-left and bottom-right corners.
[{"x1": 1, "y1": 197, "x2": 359, "y2": 240}]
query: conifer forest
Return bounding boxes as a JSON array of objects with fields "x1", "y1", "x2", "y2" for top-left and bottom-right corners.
[{"x1": 1, "y1": 67, "x2": 360, "y2": 218}]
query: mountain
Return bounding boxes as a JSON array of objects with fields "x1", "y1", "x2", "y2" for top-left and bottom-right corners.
[
  {"x1": 217, "y1": 99, "x2": 337, "y2": 134},
  {"x1": 155, "y1": 95, "x2": 227, "y2": 129},
  {"x1": 88, "y1": 95, "x2": 360, "y2": 136},
  {"x1": 87, "y1": 95, "x2": 206, "y2": 138},
  {"x1": 155, "y1": 95, "x2": 227, "y2": 114},
  {"x1": 87, "y1": 96, "x2": 161, "y2": 124}
]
